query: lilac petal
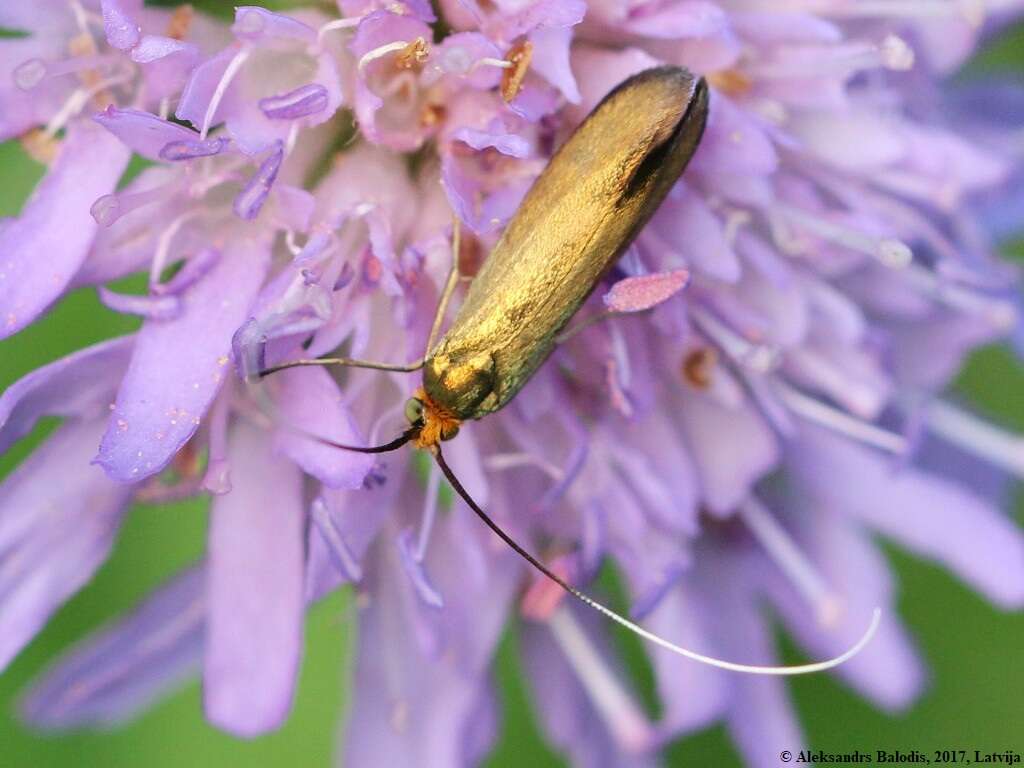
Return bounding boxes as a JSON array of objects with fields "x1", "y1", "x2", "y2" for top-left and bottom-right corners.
[
  {"x1": 616, "y1": 416, "x2": 700, "y2": 535},
  {"x1": 21, "y1": 566, "x2": 204, "y2": 730},
  {"x1": 397, "y1": 528, "x2": 445, "y2": 608},
  {"x1": 342, "y1": 512, "x2": 517, "y2": 767},
  {"x1": 568, "y1": 45, "x2": 663, "y2": 120},
  {"x1": 690, "y1": 95, "x2": 778, "y2": 176},
  {"x1": 310, "y1": 497, "x2": 363, "y2": 584},
  {"x1": 519, "y1": 609, "x2": 658, "y2": 766},
  {"x1": 450, "y1": 126, "x2": 531, "y2": 158},
  {"x1": 441, "y1": 158, "x2": 502, "y2": 236},
  {"x1": 87, "y1": 174, "x2": 174, "y2": 229},
  {"x1": 272, "y1": 366, "x2": 374, "y2": 489},
  {"x1": 93, "y1": 106, "x2": 203, "y2": 163},
  {"x1": 675, "y1": 394, "x2": 778, "y2": 515},
  {"x1": 73, "y1": 167, "x2": 188, "y2": 288},
  {"x1": 648, "y1": 185, "x2": 740, "y2": 282},
  {"x1": 443, "y1": 425, "x2": 490, "y2": 506},
  {"x1": 132, "y1": 35, "x2": 201, "y2": 103},
  {"x1": 791, "y1": 426, "x2": 1024, "y2": 609},
  {"x1": 234, "y1": 143, "x2": 283, "y2": 221},
  {"x1": 230, "y1": 317, "x2": 267, "y2": 381},
  {"x1": 97, "y1": 286, "x2": 182, "y2": 320},
  {"x1": 645, "y1": 586, "x2": 727, "y2": 740},
  {"x1": 340, "y1": 0, "x2": 437, "y2": 23},
  {"x1": 258, "y1": 84, "x2": 329, "y2": 120},
  {"x1": 506, "y1": 79, "x2": 562, "y2": 122},
  {"x1": 0, "y1": 335, "x2": 133, "y2": 454},
  {"x1": 499, "y1": 0, "x2": 587, "y2": 38},
  {"x1": 306, "y1": 452, "x2": 412, "y2": 602},
  {"x1": 888, "y1": 312, "x2": 1002, "y2": 391},
  {"x1": 205, "y1": 421, "x2": 304, "y2": 737},
  {"x1": 529, "y1": 26, "x2": 580, "y2": 103},
  {"x1": 728, "y1": 11, "x2": 841, "y2": 44},
  {"x1": 232, "y1": 7, "x2": 316, "y2": 43},
  {"x1": 95, "y1": 240, "x2": 269, "y2": 483},
  {"x1": 713, "y1": 575, "x2": 807, "y2": 768},
  {"x1": 0, "y1": 420, "x2": 132, "y2": 672},
  {"x1": 603, "y1": 269, "x2": 689, "y2": 313},
  {"x1": 625, "y1": 0, "x2": 728, "y2": 39},
  {"x1": 791, "y1": 110, "x2": 904, "y2": 171},
  {"x1": 101, "y1": 0, "x2": 143, "y2": 51},
  {"x1": 348, "y1": 11, "x2": 434, "y2": 151},
  {"x1": 428, "y1": 33, "x2": 502, "y2": 89},
  {"x1": 153, "y1": 247, "x2": 221, "y2": 296},
  {"x1": 176, "y1": 47, "x2": 238, "y2": 132},
  {"x1": 158, "y1": 136, "x2": 228, "y2": 162},
  {"x1": 199, "y1": 47, "x2": 342, "y2": 155},
  {"x1": 601, "y1": 485, "x2": 691, "y2": 616},
  {"x1": 0, "y1": 119, "x2": 130, "y2": 339},
  {"x1": 975, "y1": 171, "x2": 1024, "y2": 244},
  {"x1": 273, "y1": 185, "x2": 315, "y2": 232},
  {"x1": 0, "y1": 3, "x2": 75, "y2": 30},
  {"x1": 129, "y1": 35, "x2": 197, "y2": 65}
]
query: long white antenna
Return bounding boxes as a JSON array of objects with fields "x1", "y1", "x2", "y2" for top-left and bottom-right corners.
[{"x1": 434, "y1": 444, "x2": 881, "y2": 676}]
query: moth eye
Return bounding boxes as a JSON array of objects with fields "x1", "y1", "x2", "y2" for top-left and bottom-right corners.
[{"x1": 404, "y1": 397, "x2": 425, "y2": 424}]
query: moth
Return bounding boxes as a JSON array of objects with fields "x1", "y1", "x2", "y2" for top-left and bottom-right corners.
[{"x1": 259, "y1": 66, "x2": 879, "y2": 674}]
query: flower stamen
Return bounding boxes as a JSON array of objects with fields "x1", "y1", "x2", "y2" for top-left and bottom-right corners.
[
  {"x1": 485, "y1": 453, "x2": 565, "y2": 482},
  {"x1": 920, "y1": 398, "x2": 1024, "y2": 478},
  {"x1": 739, "y1": 497, "x2": 843, "y2": 628},
  {"x1": 901, "y1": 264, "x2": 1018, "y2": 329},
  {"x1": 201, "y1": 395, "x2": 232, "y2": 495},
  {"x1": 682, "y1": 347, "x2": 718, "y2": 389},
  {"x1": 691, "y1": 307, "x2": 781, "y2": 372},
  {"x1": 548, "y1": 607, "x2": 657, "y2": 754},
  {"x1": 317, "y1": 16, "x2": 363, "y2": 45},
  {"x1": 199, "y1": 47, "x2": 250, "y2": 140},
  {"x1": 150, "y1": 209, "x2": 206, "y2": 289},
  {"x1": 500, "y1": 39, "x2": 532, "y2": 102},
  {"x1": 166, "y1": 4, "x2": 195, "y2": 41},
  {"x1": 394, "y1": 37, "x2": 429, "y2": 70},
  {"x1": 43, "y1": 70, "x2": 133, "y2": 139},
  {"x1": 776, "y1": 382, "x2": 907, "y2": 455},
  {"x1": 706, "y1": 69, "x2": 752, "y2": 96},
  {"x1": 90, "y1": 181, "x2": 178, "y2": 227},
  {"x1": 311, "y1": 498, "x2": 364, "y2": 581},
  {"x1": 12, "y1": 54, "x2": 117, "y2": 92},
  {"x1": 414, "y1": 462, "x2": 442, "y2": 561},
  {"x1": 19, "y1": 129, "x2": 61, "y2": 165},
  {"x1": 770, "y1": 202, "x2": 913, "y2": 269}
]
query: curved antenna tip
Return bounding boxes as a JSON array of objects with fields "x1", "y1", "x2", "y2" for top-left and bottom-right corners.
[
  {"x1": 433, "y1": 444, "x2": 883, "y2": 678},
  {"x1": 576, "y1": 602, "x2": 882, "y2": 678}
]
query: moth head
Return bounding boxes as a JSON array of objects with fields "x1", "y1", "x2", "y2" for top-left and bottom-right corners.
[{"x1": 406, "y1": 388, "x2": 461, "y2": 448}]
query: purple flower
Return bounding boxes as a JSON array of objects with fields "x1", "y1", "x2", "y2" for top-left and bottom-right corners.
[{"x1": 2, "y1": 2, "x2": 1024, "y2": 766}]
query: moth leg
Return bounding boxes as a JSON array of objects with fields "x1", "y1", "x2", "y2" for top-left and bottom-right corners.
[
  {"x1": 555, "y1": 299, "x2": 669, "y2": 345},
  {"x1": 424, "y1": 216, "x2": 463, "y2": 355},
  {"x1": 555, "y1": 309, "x2": 626, "y2": 344}
]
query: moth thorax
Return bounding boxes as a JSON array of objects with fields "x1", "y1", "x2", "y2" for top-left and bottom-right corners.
[{"x1": 422, "y1": 350, "x2": 496, "y2": 421}]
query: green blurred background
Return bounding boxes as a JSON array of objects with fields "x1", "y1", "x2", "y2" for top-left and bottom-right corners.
[{"x1": 1, "y1": 6, "x2": 1023, "y2": 766}]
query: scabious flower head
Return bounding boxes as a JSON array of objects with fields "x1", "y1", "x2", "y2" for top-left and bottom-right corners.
[{"x1": 2, "y1": 1, "x2": 1024, "y2": 765}]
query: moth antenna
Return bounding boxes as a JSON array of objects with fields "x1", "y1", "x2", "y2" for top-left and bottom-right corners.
[
  {"x1": 311, "y1": 428, "x2": 418, "y2": 454},
  {"x1": 240, "y1": 362, "x2": 416, "y2": 454},
  {"x1": 257, "y1": 357, "x2": 423, "y2": 379},
  {"x1": 433, "y1": 445, "x2": 882, "y2": 676}
]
